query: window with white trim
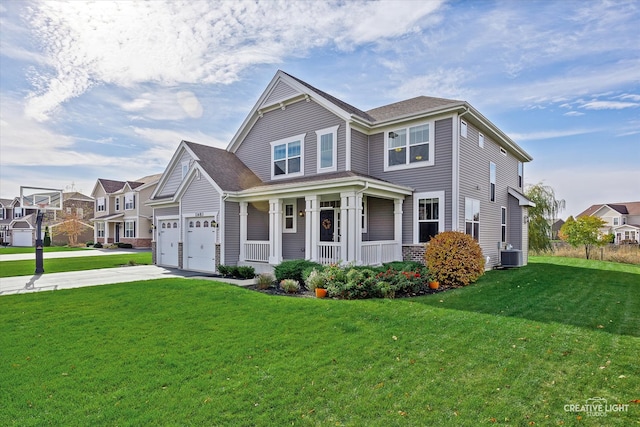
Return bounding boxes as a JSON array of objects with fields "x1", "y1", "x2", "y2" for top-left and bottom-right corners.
[
  {"x1": 124, "y1": 221, "x2": 135, "y2": 238},
  {"x1": 271, "y1": 134, "x2": 305, "y2": 179},
  {"x1": 316, "y1": 126, "x2": 338, "y2": 173},
  {"x1": 479, "y1": 133, "x2": 484, "y2": 148},
  {"x1": 501, "y1": 206, "x2": 507, "y2": 243},
  {"x1": 124, "y1": 193, "x2": 135, "y2": 210},
  {"x1": 361, "y1": 197, "x2": 367, "y2": 233},
  {"x1": 96, "y1": 197, "x2": 106, "y2": 212},
  {"x1": 283, "y1": 201, "x2": 296, "y2": 233},
  {"x1": 465, "y1": 198, "x2": 480, "y2": 241},
  {"x1": 413, "y1": 191, "x2": 445, "y2": 243},
  {"x1": 115, "y1": 197, "x2": 120, "y2": 211},
  {"x1": 490, "y1": 162, "x2": 496, "y2": 202},
  {"x1": 182, "y1": 161, "x2": 189, "y2": 179},
  {"x1": 77, "y1": 207, "x2": 84, "y2": 217},
  {"x1": 96, "y1": 222, "x2": 105, "y2": 237},
  {"x1": 385, "y1": 122, "x2": 434, "y2": 171},
  {"x1": 613, "y1": 217, "x2": 619, "y2": 225},
  {"x1": 461, "y1": 120, "x2": 468, "y2": 138},
  {"x1": 518, "y1": 162, "x2": 523, "y2": 188}
]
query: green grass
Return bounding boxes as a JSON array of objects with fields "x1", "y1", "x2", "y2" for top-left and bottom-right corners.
[
  {"x1": 0, "y1": 253, "x2": 152, "y2": 277},
  {"x1": 0, "y1": 257, "x2": 638, "y2": 426},
  {"x1": 0, "y1": 246, "x2": 92, "y2": 255}
]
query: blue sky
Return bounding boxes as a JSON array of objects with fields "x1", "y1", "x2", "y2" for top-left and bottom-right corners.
[{"x1": 1, "y1": 0, "x2": 638, "y2": 217}]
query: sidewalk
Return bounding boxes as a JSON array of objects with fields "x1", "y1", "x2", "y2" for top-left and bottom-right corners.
[
  {"x1": 0, "y1": 265, "x2": 255, "y2": 296},
  {"x1": 0, "y1": 248, "x2": 150, "y2": 262}
]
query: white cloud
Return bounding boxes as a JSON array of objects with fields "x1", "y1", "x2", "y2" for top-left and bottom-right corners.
[
  {"x1": 508, "y1": 128, "x2": 596, "y2": 141},
  {"x1": 21, "y1": 0, "x2": 444, "y2": 121},
  {"x1": 177, "y1": 92, "x2": 204, "y2": 119},
  {"x1": 581, "y1": 100, "x2": 639, "y2": 110},
  {"x1": 563, "y1": 111, "x2": 585, "y2": 117},
  {"x1": 394, "y1": 67, "x2": 473, "y2": 100}
]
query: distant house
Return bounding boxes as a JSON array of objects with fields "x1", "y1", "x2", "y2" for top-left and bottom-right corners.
[
  {"x1": 147, "y1": 70, "x2": 534, "y2": 274},
  {"x1": 0, "y1": 197, "x2": 52, "y2": 247},
  {"x1": 551, "y1": 219, "x2": 565, "y2": 240},
  {"x1": 577, "y1": 202, "x2": 640, "y2": 244},
  {"x1": 90, "y1": 174, "x2": 161, "y2": 248}
]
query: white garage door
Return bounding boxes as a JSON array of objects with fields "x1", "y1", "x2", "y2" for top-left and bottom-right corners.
[
  {"x1": 12, "y1": 229, "x2": 33, "y2": 247},
  {"x1": 185, "y1": 217, "x2": 216, "y2": 273},
  {"x1": 157, "y1": 220, "x2": 179, "y2": 267}
]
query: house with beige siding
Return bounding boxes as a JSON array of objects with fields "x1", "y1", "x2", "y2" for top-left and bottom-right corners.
[
  {"x1": 90, "y1": 175, "x2": 161, "y2": 248},
  {"x1": 577, "y1": 202, "x2": 640, "y2": 244},
  {"x1": 147, "y1": 70, "x2": 534, "y2": 274}
]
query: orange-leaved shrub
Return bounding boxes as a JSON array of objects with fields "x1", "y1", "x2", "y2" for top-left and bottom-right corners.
[{"x1": 424, "y1": 231, "x2": 485, "y2": 287}]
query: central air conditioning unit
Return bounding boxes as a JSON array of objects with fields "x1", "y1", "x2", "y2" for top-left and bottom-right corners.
[{"x1": 500, "y1": 249, "x2": 523, "y2": 267}]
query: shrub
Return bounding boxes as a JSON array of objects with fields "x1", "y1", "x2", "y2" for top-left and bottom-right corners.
[
  {"x1": 382, "y1": 261, "x2": 424, "y2": 272},
  {"x1": 217, "y1": 265, "x2": 230, "y2": 276},
  {"x1": 93, "y1": 242, "x2": 103, "y2": 248},
  {"x1": 255, "y1": 273, "x2": 274, "y2": 289},
  {"x1": 117, "y1": 242, "x2": 133, "y2": 249},
  {"x1": 425, "y1": 231, "x2": 485, "y2": 287},
  {"x1": 280, "y1": 279, "x2": 300, "y2": 293},
  {"x1": 274, "y1": 260, "x2": 322, "y2": 284},
  {"x1": 237, "y1": 266, "x2": 255, "y2": 279},
  {"x1": 86, "y1": 242, "x2": 94, "y2": 247}
]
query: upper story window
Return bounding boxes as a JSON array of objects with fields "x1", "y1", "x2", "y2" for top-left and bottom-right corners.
[
  {"x1": 271, "y1": 133, "x2": 305, "y2": 179},
  {"x1": 96, "y1": 197, "x2": 106, "y2": 212},
  {"x1": 501, "y1": 206, "x2": 507, "y2": 243},
  {"x1": 479, "y1": 133, "x2": 484, "y2": 148},
  {"x1": 517, "y1": 162, "x2": 523, "y2": 188},
  {"x1": 181, "y1": 161, "x2": 189, "y2": 179},
  {"x1": 413, "y1": 191, "x2": 444, "y2": 244},
  {"x1": 385, "y1": 122, "x2": 434, "y2": 171},
  {"x1": 623, "y1": 217, "x2": 627, "y2": 224},
  {"x1": 613, "y1": 217, "x2": 619, "y2": 225},
  {"x1": 489, "y1": 162, "x2": 496, "y2": 202},
  {"x1": 316, "y1": 125, "x2": 339, "y2": 173},
  {"x1": 14, "y1": 207, "x2": 24, "y2": 218},
  {"x1": 115, "y1": 197, "x2": 120, "y2": 211},
  {"x1": 461, "y1": 120, "x2": 468, "y2": 138},
  {"x1": 124, "y1": 193, "x2": 136, "y2": 210},
  {"x1": 77, "y1": 207, "x2": 84, "y2": 217}
]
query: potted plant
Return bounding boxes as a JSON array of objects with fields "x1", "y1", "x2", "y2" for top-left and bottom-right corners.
[
  {"x1": 306, "y1": 269, "x2": 327, "y2": 298},
  {"x1": 429, "y1": 280, "x2": 440, "y2": 290}
]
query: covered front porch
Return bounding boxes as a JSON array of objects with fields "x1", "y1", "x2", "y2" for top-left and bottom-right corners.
[{"x1": 232, "y1": 176, "x2": 412, "y2": 267}]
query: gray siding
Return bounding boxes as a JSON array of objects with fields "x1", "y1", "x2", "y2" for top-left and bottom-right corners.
[
  {"x1": 158, "y1": 151, "x2": 192, "y2": 197},
  {"x1": 224, "y1": 201, "x2": 240, "y2": 266},
  {"x1": 154, "y1": 206, "x2": 179, "y2": 217},
  {"x1": 282, "y1": 198, "x2": 306, "y2": 260},
  {"x1": 235, "y1": 99, "x2": 345, "y2": 182},
  {"x1": 459, "y1": 119, "x2": 523, "y2": 267},
  {"x1": 350, "y1": 128, "x2": 369, "y2": 174},
  {"x1": 181, "y1": 177, "x2": 220, "y2": 214},
  {"x1": 263, "y1": 81, "x2": 299, "y2": 106},
  {"x1": 366, "y1": 197, "x2": 394, "y2": 241},
  {"x1": 368, "y1": 118, "x2": 454, "y2": 244},
  {"x1": 247, "y1": 202, "x2": 269, "y2": 241},
  {"x1": 508, "y1": 195, "x2": 523, "y2": 249}
]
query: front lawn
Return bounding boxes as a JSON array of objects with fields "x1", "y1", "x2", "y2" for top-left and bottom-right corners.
[
  {"x1": 0, "y1": 253, "x2": 152, "y2": 277},
  {"x1": 0, "y1": 246, "x2": 92, "y2": 255},
  {"x1": 0, "y1": 257, "x2": 638, "y2": 426}
]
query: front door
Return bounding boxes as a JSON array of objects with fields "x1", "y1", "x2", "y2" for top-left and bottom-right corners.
[
  {"x1": 114, "y1": 223, "x2": 120, "y2": 243},
  {"x1": 320, "y1": 210, "x2": 335, "y2": 242}
]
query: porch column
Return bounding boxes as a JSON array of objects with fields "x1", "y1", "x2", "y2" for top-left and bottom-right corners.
[
  {"x1": 239, "y1": 202, "x2": 248, "y2": 262},
  {"x1": 341, "y1": 191, "x2": 360, "y2": 264},
  {"x1": 305, "y1": 196, "x2": 318, "y2": 261},
  {"x1": 394, "y1": 198, "x2": 403, "y2": 261},
  {"x1": 340, "y1": 193, "x2": 350, "y2": 263},
  {"x1": 268, "y1": 198, "x2": 283, "y2": 264},
  {"x1": 354, "y1": 193, "x2": 363, "y2": 265},
  {"x1": 104, "y1": 221, "x2": 110, "y2": 242}
]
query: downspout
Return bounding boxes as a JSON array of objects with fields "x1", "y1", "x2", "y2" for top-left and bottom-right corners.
[{"x1": 452, "y1": 106, "x2": 470, "y2": 232}]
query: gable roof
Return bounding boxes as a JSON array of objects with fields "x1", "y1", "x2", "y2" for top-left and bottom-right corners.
[
  {"x1": 577, "y1": 202, "x2": 640, "y2": 217},
  {"x1": 63, "y1": 192, "x2": 94, "y2": 202},
  {"x1": 183, "y1": 141, "x2": 262, "y2": 192},
  {"x1": 366, "y1": 96, "x2": 464, "y2": 122}
]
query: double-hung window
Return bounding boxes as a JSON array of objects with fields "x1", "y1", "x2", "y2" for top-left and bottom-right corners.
[
  {"x1": 115, "y1": 197, "x2": 120, "y2": 211},
  {"x1": 316, "y1": 126, "x2": 338, "y2": 173},
  {"x1": 124, "y1": 193, "x2": 135, "y2": 210},
  {"x1": 124, "y1": 221, "x2": 135, "y2": 238},
  {"x1": 385, "y1": 122, "x2": 434, "y2": 171},
  {"x1": 96, "y1": 197, "x2": 106, "y2": 212},
  {"x1": 283, "y1": 200, "x2": 296, "y2": 233},
  {"x1": 413, "y1": 191, "x2": 444, "y2": 243},
  {"x1": 490, "y1": 162, "x2": 496, "y2": 202},
  {"x1": 501, "y1": 207, "x2": 507, "y2": 243},
  {"x1": 96, "y1": 222, "x2": 105, "y2": 237},
  {"x1": 465, "y1": 198, "x2": 480, "y2": 241},
  {"x1": 271, "y1": 134, "x2": 305, "y2": 179},
  {"x1": 518, "y1": 162, "x2": 523, "y2": 188}
]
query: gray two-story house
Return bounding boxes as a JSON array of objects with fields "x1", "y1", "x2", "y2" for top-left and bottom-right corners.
[{"x1": 147, "y1": 71, "x2": 533, "y2": 274}]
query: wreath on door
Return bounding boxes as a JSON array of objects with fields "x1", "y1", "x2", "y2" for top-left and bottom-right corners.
[{"x1": 322, "y1": 218, "x2": 332, "y2": 230}]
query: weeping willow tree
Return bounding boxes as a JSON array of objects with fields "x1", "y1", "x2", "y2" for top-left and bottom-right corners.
[{"x1": 525, "y1": 183, "x2": 565, "y2": 253}]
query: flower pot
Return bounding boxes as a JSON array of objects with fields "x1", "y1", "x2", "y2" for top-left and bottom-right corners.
[
  {"x1": 429, "y1": 281, "x2": 440, "y2": 290},
  {"x1": 315, "y1": 288, "x2": 327, "y2": 298}
]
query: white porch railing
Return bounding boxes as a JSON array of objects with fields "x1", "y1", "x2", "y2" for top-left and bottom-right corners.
[
  {"x1": 244, "y1": 240, "x2": 270, "y2": 263},
  {"x1": 318, "y1": 242, "x2": 341, "y2": 265},
  {"x1": 361, "y1": 241, "x2": 398, "y2": 265}
]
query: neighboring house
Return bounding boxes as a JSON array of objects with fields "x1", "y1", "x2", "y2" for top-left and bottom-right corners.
[
  {"x1": 50, "y1": 192, "x2": 95, "y2": 246},
  {"x1": 577, "y1": 202, "x2": 640, "y2": 244},
  {"x1": 551, "y1": 219, "x2": 565, "y2": 240},
  {"x1": 0, "y1": 197, "x2": 54, "y2": 246},
  {"x1": 90, "y1": 174, "x2": 161, "y2": 248},
  {"x1": 147, "y1": 70, "x2": 533, "y2": 274},
  {"x1": 0, "y1": 198, "x2": 19, "y2": 244}
]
